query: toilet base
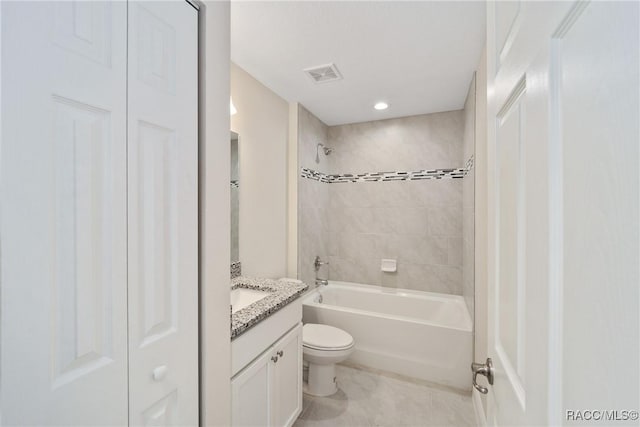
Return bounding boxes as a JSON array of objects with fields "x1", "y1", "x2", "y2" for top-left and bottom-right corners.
[{"x1": 304, "y1": 363, "x2": 338, "y2": 397}]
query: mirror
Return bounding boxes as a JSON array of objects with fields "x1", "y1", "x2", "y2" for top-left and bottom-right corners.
[{"x1": 231, "y1": 132, "x2": 239, "y2": 267}]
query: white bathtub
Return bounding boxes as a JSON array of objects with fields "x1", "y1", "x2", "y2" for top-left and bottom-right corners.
[{"x1": 302, "y1": 281, "x2": 472, "y2": 390}]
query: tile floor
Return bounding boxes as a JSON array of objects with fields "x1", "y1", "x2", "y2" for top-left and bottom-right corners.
[{"x1": 293, "y1": 365, "x2": 476, "y2": 427}]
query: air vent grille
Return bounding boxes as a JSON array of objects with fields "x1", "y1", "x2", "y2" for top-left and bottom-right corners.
[{"x1": 304, "y1": 63, "x2": 342, "y2": 84}]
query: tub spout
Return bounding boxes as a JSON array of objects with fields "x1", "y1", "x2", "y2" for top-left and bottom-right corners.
[{"x1": 316, "y1": 278, "x2": 328, "y2": 286}]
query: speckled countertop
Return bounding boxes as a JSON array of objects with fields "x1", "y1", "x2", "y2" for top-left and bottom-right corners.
[{"x1": 231, "y1": 277, "x2": 308, "y2": 340}]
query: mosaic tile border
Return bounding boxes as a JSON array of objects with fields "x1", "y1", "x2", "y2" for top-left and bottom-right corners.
[
  {"x1": 301, "y1": 156, "x2": 474, "y2": 184},
  {"x1": 465, "y1": 155, "x2": 474, "y2": 172},
  {"x1": 230, "y1": 180, "x2": 239, "y2": 189},
  {"x1": 230, "y1": 261, "x2": 242, "y2": 279}
]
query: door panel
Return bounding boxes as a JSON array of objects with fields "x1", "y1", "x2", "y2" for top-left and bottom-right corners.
[
  {"x1": 494, "y1": 79, "x2": 526, "y2": 410},
  {"x1": 494, "y1": 0, "x2": 521, "y2": 71},
  {"x1": 127, "y1": 1, "x2": 199, "y2": 425},
  {"x1": 52, "y1": 96, "x2": 117, "y2": 388},
  {"x1": 557, "y1": 1, "x2": 639, "y2": 414},
  {"x1": 486, "y1": 1, "x2": 639, "y2": 424},
  {"x1": 1, "y1": 1, "x2": 128, "y2": 425}
]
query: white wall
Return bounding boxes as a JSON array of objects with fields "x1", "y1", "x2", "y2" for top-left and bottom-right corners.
[
  {"x1": 287, "y1": 102, "x2": 299, "y2": 278},
  {"x1": 231, "y1": 63, "x2": 289, "y2": 278},
  {"x1": 200, "y1": 1, "x2": 231, "y2": 426}
]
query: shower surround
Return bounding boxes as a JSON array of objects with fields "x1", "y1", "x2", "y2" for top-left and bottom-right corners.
[
  {"x1": 298, "y1": 106, "x2": 331, "y2": 287},
  {"x1": 298, "y1": 104, "x2": 474, "y2": 298}
]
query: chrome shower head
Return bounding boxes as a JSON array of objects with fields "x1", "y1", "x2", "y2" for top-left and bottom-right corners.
[{"x1": 315, "y1": 143, "x2": 333, "y2": 163}]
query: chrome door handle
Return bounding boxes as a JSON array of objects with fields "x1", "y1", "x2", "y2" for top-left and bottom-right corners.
[{"x1": 471, "y1": 358, "x2": 494, "y2": 394}]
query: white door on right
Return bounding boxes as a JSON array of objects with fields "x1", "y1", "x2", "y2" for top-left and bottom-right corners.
[{"x1": 486, "y1": 1, "x2": 638, "y2": 425}]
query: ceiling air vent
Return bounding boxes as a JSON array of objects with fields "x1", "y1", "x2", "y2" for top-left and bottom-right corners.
[{"x1": 304, "y1": 63, "x2": 343, "y2": 84}]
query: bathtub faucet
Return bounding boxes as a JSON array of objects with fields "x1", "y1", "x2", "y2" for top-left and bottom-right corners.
[
  {"x1": 314, "y1": 256, "x2": 329, "y2": 272},
  {"x1": 315, "y1": 278, "x2": 329, "y2": 286}
]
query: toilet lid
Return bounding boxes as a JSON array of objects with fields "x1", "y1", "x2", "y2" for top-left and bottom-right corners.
[{"x1": 303, "y1": 324, "x2": 354, "y2": 350}]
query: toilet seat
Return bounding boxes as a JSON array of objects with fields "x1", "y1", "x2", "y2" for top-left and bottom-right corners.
[{"x1": 303, "y1": 323, "x2": 354, "y2": 351}]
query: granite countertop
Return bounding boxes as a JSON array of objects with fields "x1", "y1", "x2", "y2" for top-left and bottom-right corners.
[{"x1": 231, "y1": 276, "x2": 308, "y2": 340}]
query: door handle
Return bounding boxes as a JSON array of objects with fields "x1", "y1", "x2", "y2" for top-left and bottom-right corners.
[
  {"x1": 153, "y1": 365, "x2": 168, "y2": 381},
  {"x1": 471, "y1": 358, "x2": 494, "y2": 394}
]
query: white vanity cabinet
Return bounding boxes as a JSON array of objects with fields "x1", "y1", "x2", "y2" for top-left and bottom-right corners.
[
  {"x1": 272, "y1": 324, "x2": 304, "y2": 427},
  {"x1": 231, "y1": 318, "x2": 303, "y2": 427}
]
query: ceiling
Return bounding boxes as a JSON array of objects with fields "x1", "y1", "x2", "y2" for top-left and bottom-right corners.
[{"x1": 231, "y1": 1, "x2": 486, "y2": 126}]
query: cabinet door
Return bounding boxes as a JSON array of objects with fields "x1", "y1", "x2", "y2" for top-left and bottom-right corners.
[
  {"x1": 272, "y1": 324, "x2": 303, "y2": 427},
  {"x1": 126, "y1": 1, "x2": 199, "y2": 425},
  {"x1": 1, "y1": 2, "x2": 129, "y2": 425},
  {"x1": 232, "y1": 349, "x2": 274, "y2": 427}
]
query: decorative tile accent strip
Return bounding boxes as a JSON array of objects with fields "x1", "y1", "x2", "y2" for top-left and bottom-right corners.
[
  {"x1": 300, "y1": 168, "x2": 332, "y2": 183},
  {"x1": 230, "y1": 261, "x2": 241, "y2": 279},
  {"x1": 230, "y1": 180, "x2": 239, "y2": 188},
  {"x1": 465, "y1": 155, "x2": 474, "y2": 172},
  {"x1": 230, "y1": 277, "x2": 308, "y2": 339},
  {"x1": 301, "y1": 161, "x2": 473, "y2": 184}
]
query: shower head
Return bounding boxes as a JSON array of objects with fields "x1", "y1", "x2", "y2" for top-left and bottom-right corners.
[{"x1": 315, "y1": 143, "x2": 333, "y2": 163}]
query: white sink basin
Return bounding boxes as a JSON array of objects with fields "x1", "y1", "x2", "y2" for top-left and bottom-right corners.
[{"x1": 231, "y1": 288, "x2": 270, "y2": 313}]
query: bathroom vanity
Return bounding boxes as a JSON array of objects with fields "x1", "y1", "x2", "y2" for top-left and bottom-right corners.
[{"x1": 230, "y1": 277, "x2": 308, "y2": 427}]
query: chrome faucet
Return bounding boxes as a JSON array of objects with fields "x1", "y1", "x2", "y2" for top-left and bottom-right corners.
[
  {"x1": 314, "y1": 256, "x2": 329, "y2": 272},
  {"x1": 314, "y1": 256, "x2": 330, "y2": 286}
]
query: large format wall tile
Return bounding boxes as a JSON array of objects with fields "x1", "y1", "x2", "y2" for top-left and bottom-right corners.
[
  {"x1": 299, "y1": 106, "x2": 473, "y2": 297},
  {"x1": 323, "y1": 110, "x2": 467, "y2": 294}
]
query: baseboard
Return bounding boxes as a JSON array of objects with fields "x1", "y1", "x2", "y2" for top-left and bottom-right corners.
[{"x1": 472, "y1": 388, "x2": 487, "y2": 427}]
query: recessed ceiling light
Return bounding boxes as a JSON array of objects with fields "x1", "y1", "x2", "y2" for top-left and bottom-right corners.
[{"x1": 374, "y1": 102, "x2": 388, "y2": 110}]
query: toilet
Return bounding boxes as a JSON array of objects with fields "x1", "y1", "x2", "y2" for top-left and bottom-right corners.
[{"x1": 302, "y1": 323, "x2": 355, "y2": 397}]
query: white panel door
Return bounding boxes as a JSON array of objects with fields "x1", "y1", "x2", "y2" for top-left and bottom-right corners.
[
  {"x1": 1, "y1": 1, "x2": 128, "y2": 425},
  {"x1": 127, "y1": 1, "x2": 199, "y2": 425},
  {"x1": 486, "y1": 1, "x2": 639, "y2": 424}
]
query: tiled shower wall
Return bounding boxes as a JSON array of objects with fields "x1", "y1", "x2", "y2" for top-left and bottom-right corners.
[
  {"x1": 326, "y1": 112, "x2": 464, "y2": 293},
  {"x1": 462, "y1": 75, "x2": 476, "y2": 317},
  {"x1": 298, "y1": 100, "x2": 475, "y2": 300},
  {"x1": 298, "y1": 106, "x2": 475, "y2": 296},
  {"x1": 297, "y1": 105, "x2": 330, "y2": 287}
]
